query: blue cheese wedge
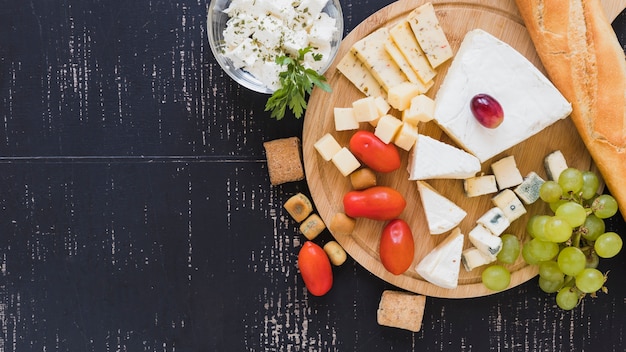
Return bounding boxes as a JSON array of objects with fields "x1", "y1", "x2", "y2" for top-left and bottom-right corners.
[
  {"x1": 407, "y1": 135, "x2": 481, "y2": 180},
  {"x1": 476, "y1": 207, "x2": 510, "y2": 236},
  {"x1": 433, "y1": 29, "x2": 572, "y2": 163},
  {"x1": 417, "y1": 181, "x2": 467, "y2": 235},
  {"x1": 415, "y1": 228, "x2": 464, "y2": 289},
  {"x1": 468, "y1": 224, "x2": 502, "y2": 260},
  {"x1": 514, "y1": 171, "x2": 545, "y2": 204}
]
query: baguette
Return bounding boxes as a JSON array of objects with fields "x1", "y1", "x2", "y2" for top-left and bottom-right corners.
[{"x1": 515, "y1": 0, "x2": 626, "y2": 220}]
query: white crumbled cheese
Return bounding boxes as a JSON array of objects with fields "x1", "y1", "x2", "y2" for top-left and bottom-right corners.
[{"x1": 221, "y1": 0, "x2": 338, "y2": 90}]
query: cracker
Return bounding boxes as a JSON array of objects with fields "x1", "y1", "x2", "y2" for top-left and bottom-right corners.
[
  {"x1": 263, "y1": 137, "x2": 305, "y2": 185},
  {"x1": 377, "y1": 290, "x2": 426, "y2": 332}
]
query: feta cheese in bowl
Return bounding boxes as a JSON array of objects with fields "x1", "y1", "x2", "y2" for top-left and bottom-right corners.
[{"x1": 207, "y1": 0, "x2": 343, "y2": 94}]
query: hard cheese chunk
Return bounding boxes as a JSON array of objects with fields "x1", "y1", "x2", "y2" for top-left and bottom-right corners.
[
  {"x1": 408, "y1": 134, "x2": 481, "y2": 180},
  {"x1": 394, "y1": 122, "x2": 419, "y2": 151},
  {"x1": 403, "y1": 94, "x2": 435, "y2": 125},
  {"x1": 388, "y1": 82, "x2": 432, "y2": 111},
  {"x1": 407, "y1": 2, "x2": 453, "y2": 68},
  {"x1": 389, "y1": 20, "x2": 437, "y2": 84},
  {"x1": 331, "y1": 147, "x2": 360, "y2": 176},
  {"x1": 375, "y1": 115, "x2": 403, "y2": 144},
  {"x1": 417, "y1": 181, "x2": 467, "y2": 235},
  {"x1": 433, "y1": 29, "x2": 572, "y2": 163},
  {"x1": 336, "y1": 52, "x2": 386, "y2": 98},
  {"x1": 314, "y1": 133, "x2": 342, "y2": 161},
  {"x1": 415, "y1": 228, "x2": 464, "y2": 289},
  {"x1": 351, "y1": 28, "x2": 408, "y2": 91}
]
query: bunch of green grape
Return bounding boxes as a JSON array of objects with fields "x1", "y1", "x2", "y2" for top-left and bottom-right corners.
[{"x1": 523, "y1": 167, "x2": 622, "y2": 310}]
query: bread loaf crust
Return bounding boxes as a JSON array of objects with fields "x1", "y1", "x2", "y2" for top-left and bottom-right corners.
[{"x1": 516, "y1": 0, "x2": 626, "y2": 219}]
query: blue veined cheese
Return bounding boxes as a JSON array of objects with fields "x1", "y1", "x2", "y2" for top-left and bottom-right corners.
[
  {"x1": 417, "y1": 181, "x2": 467, "y2": 235},
  {"x1": 461, "y1": 247, "x2": 495, "y2": 271},
  {"x1": 415, "y1": 228, "x2": 464, "y2": 289},
  {"x1": 491, "y1": 189, "x2": 527, "y2": 222},
  {"x1": 468, "y1": 224, "x2": 502, "y2": 260},
  {"x1": 476, "y1": 207, "x2": 510, "y2": 236},
  {"x1": 514, "y1": 171, "x2": 545, "y2": 204},
  {"x1": 433, "y1": 29, "x2": 572, "y2": 163},
  {"x1": 407, "y1": 134, "x2": 481, "y2": 180}
]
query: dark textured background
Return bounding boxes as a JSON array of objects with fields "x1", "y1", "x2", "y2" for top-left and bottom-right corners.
[{"x1": 1, "y1": 1, "x2": 625, "y2": 351}]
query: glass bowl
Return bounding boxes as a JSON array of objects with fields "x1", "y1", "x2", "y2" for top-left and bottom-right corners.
[{"x1": 207, "y1": 0, "x2": 344, "y2": 94}]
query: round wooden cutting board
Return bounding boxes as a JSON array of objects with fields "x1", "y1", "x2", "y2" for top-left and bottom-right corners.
[{"x1": 302, "y1": 0, "x2": 624, "y2": 298}]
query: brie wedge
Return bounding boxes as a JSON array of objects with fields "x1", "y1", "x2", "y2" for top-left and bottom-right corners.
[
  {"x1": 433, "y1": 29, "x2": 572, "y2": 163},
  {"x1": 417, "y1": 181, "x2": 467, "y2": 235},
  {"x1": 415, "y1": 228, "x2": 464, "y2": 289},
  {"x1": 407, "y1": 134, "x2": 481, "y2": 180}
]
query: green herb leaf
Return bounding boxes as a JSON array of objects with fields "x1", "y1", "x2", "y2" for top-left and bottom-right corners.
[{"x1": 265, "y1": 46, "x2": 332, "y2": 120}]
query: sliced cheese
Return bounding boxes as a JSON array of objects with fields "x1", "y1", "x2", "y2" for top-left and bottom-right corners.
[
  {"x1": 406, "y1": 2, "x2": 453, "y2": 68},
  {"x1": 389, "y1": 20, "x2": 437, "y2": 84},
  {"x1": 417, "y1": 181, "x2": 467, "y2": 235},
  {"x1": 351, "y1": 28, "x2": 408, "y2": 91},
  {"x1": 384, "y1": 40, "x2": 421, "y2": 85},
  {"x1": 433, "y1": 29, "x2": 572, "y2": 163},
  {"x1": 415, "y1": 228, "x2": 464, "y2": 289},
  {"x1": 336, "y1": 52, "x2": 386, "y2": 98},
  {"x1": 407, "y1": 134, "x2": 481, "y2": 180}
]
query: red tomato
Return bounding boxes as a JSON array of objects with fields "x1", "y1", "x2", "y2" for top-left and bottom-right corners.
[
  {"x1": 379, "y1": 219, "x2": 415, "y2": 275},
  {"x1": 343, "y1": 186, "x2": 406, "y2": 221},
  {"x1": 298, "y1": 241, "x2": 333, "y2": 296},
  {"x1": 349, "y1": 131, "x2": 401, "y2": 173}
]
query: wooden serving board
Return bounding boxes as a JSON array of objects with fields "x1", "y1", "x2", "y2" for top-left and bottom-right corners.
[{"x1": 302, "y1": 0, "x2": 625, "y2": 298}]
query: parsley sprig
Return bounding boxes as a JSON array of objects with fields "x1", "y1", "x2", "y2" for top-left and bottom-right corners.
[{"x1": 265, "y1": 47, "x2": 332, "y2": 120}]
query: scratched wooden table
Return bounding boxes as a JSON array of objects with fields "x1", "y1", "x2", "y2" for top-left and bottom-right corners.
[{"x1": 0, "y1": 1, "x2": 625, "y2": 351}]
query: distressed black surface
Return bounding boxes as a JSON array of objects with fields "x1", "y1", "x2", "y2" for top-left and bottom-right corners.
[{"x1": 0, "y1": 1, "x2": 625, "y2": 351}]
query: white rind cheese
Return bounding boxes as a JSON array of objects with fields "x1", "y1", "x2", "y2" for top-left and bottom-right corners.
[
  {"x1": 468, "y1": 224, "x2": 502, "y2": 260},
  {"x1": 433, "y1": 29, "x2": 572, "y2": 163},
  {"x1": 415, "y1": 228, "x2": 464, "y2": 289},
  {"x1": 464, "y1": 175, "x2": 498, "y2": 197},
  {"x1": 407, "y1": 135, "x2": 481, "y2": 180},
  {"x1": 476, "y1": 207, "x2": 510, "y2": 236},
  {"x1": 544, "y1": 150, "x2": 569, "y2": 181},
  {"x1": 491, "y1": 155, "x2": 524, "y2": 190},
  {"x1": 417, "y1": 181, "x2": 467, "y2": 235},
  {"x1": 461, "y1": 247, "x2": 495, "y2": 271}
]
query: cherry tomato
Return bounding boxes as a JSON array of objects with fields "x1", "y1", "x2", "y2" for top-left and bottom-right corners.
[
  {"x1": 349, "y1": 131, "x2": 401, "y2": 173},
  {"x1": 298, "y1": 241, "x2": 333, "y2": 296},
  {"x1": 379, "y1": 219, "x2": 415, "y2": 275},
  {"x1": 343, "y1": 186, "x2": 406, "y2": 221}
]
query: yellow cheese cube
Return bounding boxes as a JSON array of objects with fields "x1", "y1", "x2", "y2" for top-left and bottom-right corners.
[
  {"x1": 403, "y1": 94, "x2": 435, "y2": 125},
  {"x1": 334, "y1": 107, "x2": 359, "y2": 131},
  {"x1": 314, "y1": 133, "x2": 342, "y2": 161},
  {"x1": 394, "y1": 122, "x2": 419, "y2": 151},
  {"x1": 369, "y1": 96, "x2": 391, "y2": 127},
  {"x1": 331, "y1": 147, "x2": 361, "y2": 176},
  {"x1": 374, "y1": 115, "x2": 403, "y2": 144},
  {"x1": 387, "y1": 82, "x2": 424, "y2": 111},
  {"x1": 352, "y1": 96, "x2": 380, "y2": 122}
]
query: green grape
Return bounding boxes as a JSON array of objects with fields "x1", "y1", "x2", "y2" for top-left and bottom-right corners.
[
  {"x1": 585, "y1": 251, "x2": 599, "y2": 269},
  {"x1": 575, "y1": 268, "x2": 605, "y2": 293},
  {"x1": 482, "y1": 265, "x2": 511, "y2": 291},
  {"x1": 544, "y1": 216, "x2": 573, "y2": 243},
  {"x1": 581, "y1": 171, "x2": 600, "y2": 200},
  {"x1": 557, "y1": 246, "x2": 586, "y2": 276},
  {"x1": 555, "y1": 202, "x2": 587, "y2": 228},
  {"x1": 594, "y1": 232, "x2": 623, "y2": 258},
  {"x1": 549, "y1": 199, "x2": 568, "y2": 213},
  {"x1": 497, "y1": 234, "x2": 520, "y2": 264},
  {"x1": 539, "y1": 180, "x2": 563, "y2": 203},
  {"x1": 556, "y1": 287, "x2": 580, "y2": 310},
  {"x1": 539, "y1": 276, "x2": 564, "y2": 293},
  {"x1": 528, "y1": 238, "x2": 559, "y2": 261},
  {"x1": 558, "y1": 168, "x2": 584, "y2": 194},
  {"x1": 539, "y1": 260, "x2": 565, "y2": 282},
  {"x1": 527, "y1": 215, "x2": 550, "y2": 240},
  {"x1": 580, "y1": 214, "x2": 605, "y2": 242},
  {"x1": 522, "y1": 242, "x2": 540, "y2": 265},
  {"x1": 592, "y1": 194, "x2": 619, "y2": 219}
]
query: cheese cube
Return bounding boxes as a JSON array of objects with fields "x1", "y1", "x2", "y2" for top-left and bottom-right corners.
[
  {"x1": 407, "y1": 3, "x2": 453, "y2": 68},
  {"x1": 337, "y1": 53, "x2": 385, "y2": 98},
  {"x1": 461, "y1": 247, "x2": 495, "y2": 271},
  {"x1": 331, "y1": 147, "x2": 361, "y2": 176},
  {"x1": 464, "y1": 175, "x2": 498, "y2": 197},
  {"x1": 387, "y1": 82, "x2": 424, "y2": 111},
  {"x1": 314, "y1": 133, "x2": 342, "y2": 161},
  {"x1": 394, "y1": 122, "x2": 419, "y2": 151},
  {"x1": 544, "y1": 150, "x2": 568, "y2": 181},
  {"x1": 468, "y1": 224, "x2": 503, "y2": 259},
  {"x1": 514, "y1": 171, "x2": 545, "y2": 204},
  {"x1": 491, "y1": 189, "x2": 527, "y2": 222},
  {"x1": 403, "y1": 94, "x2": 435, "y2": 125},
  {"x1": 388, "y1": 20, "x2": 437, "y2": 84},
  {"x1": 374, "y1": 115, "x2": 403, "y2": 144},
  {"x1": 374, "y1": 96, "x2": 391, "y2": 116},
  {"x1": 352, "y1": 96, "x2": 381, "y2": 122},
  {"x1": 476, "y1": 207, "x2": 510, "y2": 236},
  {"x1": 334, "y1": 107, "x2": 359, "y2": 131},
  {"x1": 491, "y1": 155, "x2": 524, "y2": 189}
]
